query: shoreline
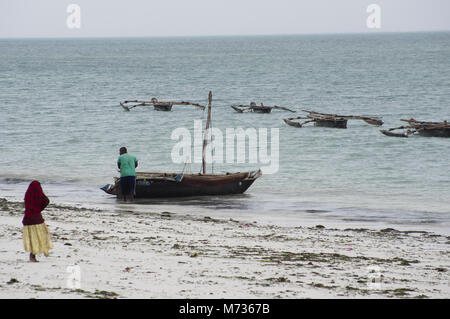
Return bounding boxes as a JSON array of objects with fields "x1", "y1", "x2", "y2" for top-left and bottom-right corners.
[
  {"x1": 0, "y1": 198, "x2": 449, "y2": 299},
  {"x1": 1, "y1": 181, "x2": 449, "y2": 237}
]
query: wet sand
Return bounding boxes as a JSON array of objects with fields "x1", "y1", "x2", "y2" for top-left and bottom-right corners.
[{"x1": 0, "y1": 198, "x2": 448, "y2": 299}]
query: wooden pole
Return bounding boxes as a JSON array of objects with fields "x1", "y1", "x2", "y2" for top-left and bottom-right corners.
[{"x1": 202, "y1": 91, "x2": 212, "y2": 175}]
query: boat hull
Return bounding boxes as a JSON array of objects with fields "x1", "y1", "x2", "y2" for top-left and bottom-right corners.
[
  {"x1": 283, "y1": 118, "x2": 302, "y2": 127},
  {"x1": 380, "y1": 130, "x2": 408, "y2": 138},
  {"x1": 103, "y1": 171, "x2": 262, "y2": 199},
  {"x1": 231, "y1": 106, "x2": 272, "y2": 113},
  {"x1": 154, "y1": 104, "x2": 173, "y2": 111},
  {"x1": 252, "y1": 107, "x2": 272, "y2": 113},
  {"x1": 314, "y1": 118, "x2": 348, "y2": 129},
  {"x1": 134, "y1": 178, "x2": 256, "y2": 198},
  {"x1": 418, "y1": 128, "x2": 450, "y2": 138}
]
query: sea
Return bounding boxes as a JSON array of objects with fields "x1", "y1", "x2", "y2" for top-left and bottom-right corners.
[{"x1": 1, "y1": 32, "x2": 449, "y2": 234}]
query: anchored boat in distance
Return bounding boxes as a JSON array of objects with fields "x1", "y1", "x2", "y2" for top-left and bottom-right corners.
[
  {"x1": 231, "y1": 102, "x2": 296, "y2": 114},
  {"x1": 381, "y1": 118, "x2": 450, "y2": 138},
  {"x1": 120, "y1": 98, "x2": 205, "y2": 111},
  {"x1": 284, "y1": 110, "x2": 384, "y2": 129}
]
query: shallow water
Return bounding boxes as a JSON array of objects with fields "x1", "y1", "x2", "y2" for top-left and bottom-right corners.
[{"x1": 1, "y1": 33, "x2": 449, "y2": 234}]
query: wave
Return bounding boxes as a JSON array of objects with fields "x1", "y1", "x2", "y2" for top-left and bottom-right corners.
[{"x1": 0, "y1": 174, "x2": 82, "y2": 185}]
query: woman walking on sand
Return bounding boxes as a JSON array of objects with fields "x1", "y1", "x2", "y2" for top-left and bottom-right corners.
[{"x1": 22, "y1": 180, "x2": 53, "y2": 262}]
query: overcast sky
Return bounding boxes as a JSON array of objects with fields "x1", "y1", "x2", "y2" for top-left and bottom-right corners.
[{"x1": 1, "y1": 0, "x2": 449, "y2": 38}]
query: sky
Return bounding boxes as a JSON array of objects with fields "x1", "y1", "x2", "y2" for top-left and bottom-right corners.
[{"x1": 1, "y1": 0, "x2": 450, "y2": 38}]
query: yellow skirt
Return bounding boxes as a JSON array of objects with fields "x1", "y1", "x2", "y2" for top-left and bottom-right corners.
[{"x1": 23, "y1": 223, "x2": 53, "y2": 256}]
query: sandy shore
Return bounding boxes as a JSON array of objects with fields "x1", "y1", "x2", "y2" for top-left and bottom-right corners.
[{"x1": 0, "y1": 197, "x2": 448, "y2": 299}]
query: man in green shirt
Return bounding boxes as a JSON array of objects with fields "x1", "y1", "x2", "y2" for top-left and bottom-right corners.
[{"x1": 117, "y1": 147, "x2": 138, "y2": 201}]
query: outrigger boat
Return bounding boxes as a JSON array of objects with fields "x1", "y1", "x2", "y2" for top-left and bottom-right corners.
[
  {"x1": 103, "y1": 91, "x2": 262, "y2": 199},
  {"x1": 120, "y1": 98, "x2": 205, "y2": 112},
  {"x1": 284, "y1": 110, "x2": 383, "y2": 129},
  {"x1": 231, "y1": 102, "x2": 296, "y2": 114},
  {"x1": 381, "y1": 118, "x2": 450, "y2": 138}
]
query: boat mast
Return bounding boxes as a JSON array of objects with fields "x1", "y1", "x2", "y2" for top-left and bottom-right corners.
[{"x1": 202, "y1": 91, "x2": 212, "y2": 175}]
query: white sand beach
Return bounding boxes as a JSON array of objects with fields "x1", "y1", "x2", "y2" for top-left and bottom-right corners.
[{"x1": 0, "y1": 198, "x2": 448, "y2": 299}]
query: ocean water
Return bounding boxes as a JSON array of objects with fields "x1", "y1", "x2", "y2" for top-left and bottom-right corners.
[{"x1": 1, "y1": 32, "x2": 449, "y2": 234}]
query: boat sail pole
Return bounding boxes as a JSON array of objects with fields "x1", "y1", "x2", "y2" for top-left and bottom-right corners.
[{"x1": 202, "y1": 91, "x2": 213, "y2": 175}]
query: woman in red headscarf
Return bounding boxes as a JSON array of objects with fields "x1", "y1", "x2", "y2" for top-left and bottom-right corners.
[{"x1": 22, "y1": 181, "x2": 53, "y2": 262}]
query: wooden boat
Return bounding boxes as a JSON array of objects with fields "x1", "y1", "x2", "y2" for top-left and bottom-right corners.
[
  {"x1": 120, "y1": 98, "x2": 205, "y2": 112},
  {"x1": 284, "y1": 110, "x2": 383, "y2": 129},
  {"x1": 231, "y1": 102, "x2": 296, "y2": 114},
  {"x1": 379, "y1": 130, "x2": 408, "y2": 138},
  {"x1": 232, "y1": 105, "x2": 273, "y2": 113},
  {"x1": 104, "y1": 91, "x2": 262, "y2": 199},
  {"x1": 283, "y1": 118, "x2": 303, "y2": 127},
  {"x1": 381, "y1": 119, "x2": 450, "y2": 138},
  {"x1": 102, "y1": 171, "x2": 261, "y2": 198}
]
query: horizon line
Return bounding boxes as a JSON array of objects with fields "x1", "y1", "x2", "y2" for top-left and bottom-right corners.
[{"x1": 1, "y1": 29, "x2": 450, "y2": 40}]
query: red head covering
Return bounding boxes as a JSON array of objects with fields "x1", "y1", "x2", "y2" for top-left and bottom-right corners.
[{"x1": 24, "y1": 180, "x2": 49, "y2": 218}]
